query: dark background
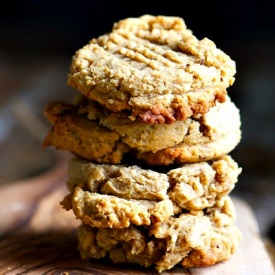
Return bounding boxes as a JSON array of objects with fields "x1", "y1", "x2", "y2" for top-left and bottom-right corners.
[
  {"x1": 1, "y1": 0, "x2": 275, "y2": 237},
  {"x1": 1, "y1": 0, "x2": 275, "y2": 112},
  {"x1": 1, "y1": 0, "x2": 275, "y2": 52}
]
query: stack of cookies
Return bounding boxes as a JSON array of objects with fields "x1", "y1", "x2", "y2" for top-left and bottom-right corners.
[{"x1": 43, "y1": 15, "x2": 242, "y2": 273}]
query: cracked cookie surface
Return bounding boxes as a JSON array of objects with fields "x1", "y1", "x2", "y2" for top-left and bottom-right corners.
[
  {"x1": 77, "y1": 196, "x2": 241, "y2": 273},
  {"x1": 43, "y1": 96, "x2": 241, "y2": 165},
  {"x1": 60, "y1": 154, "x2": 241, "y2": 228},
  {"x1": 67, "y1": 15, "x2": 236, "y2": 123}
]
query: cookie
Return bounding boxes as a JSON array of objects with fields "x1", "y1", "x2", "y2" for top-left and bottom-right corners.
[
  {"x1": 67, "y1": 15, "x2": 236, "y2": 123},
  {"x1": 64, "y1": 187, "x2": 179, "y2": 228},
  {"x1": 41, "y1": 13, "x2": 242, "y2": 274},
  {"x1": 42, "y1": 101, "x2": 131, "y2": 164},
  {"x1": 77, "y1": 196, "x2": 241, "y2": 273},
  {"x1": 136, "y1": 96, "x2": 241, "y2": 165},
  {"x1": 43, "y1": 96, "x2": 241, "y2": 165},
  {"x1": 76, "y1": 95, "x2": 193, "y2": 153},
  {"x1": 60, "y1": 155, "x2": 241, "y2": 228}
]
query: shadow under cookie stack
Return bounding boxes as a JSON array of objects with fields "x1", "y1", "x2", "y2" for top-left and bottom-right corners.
[{"x1": 43, "y1": 15, "x2": 242, "y2": 273}]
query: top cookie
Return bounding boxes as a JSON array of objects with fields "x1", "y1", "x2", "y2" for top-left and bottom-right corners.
[{"x1": 67, "y1": 15, "x2": 236, "y2": 124}]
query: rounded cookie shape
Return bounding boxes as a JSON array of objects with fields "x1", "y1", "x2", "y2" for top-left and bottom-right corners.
[
  {"x1": 67, "y1": 15, "x2": 236, "y2": 123},
  {"x1": 67, "y1": 187, "x2": 177, "y2": 228},
  {"x1": 76, "y1": 95, "x2": 192, "y2": 153},
  {"x1": 77, "y1": 196, "x2": 241, "y2": 273},
  {"x1": 137, "y1": 95, "x2": 242, "y2": 165},
  {"x1": 61, "y1": 154, "x2": 241, "y2": 228},
  {"x1": 42, "y1": 100, "x2": 131, "y2": 164},
  {"x1": 42, "y1": 96, "x2": 241, "y2": 165}
]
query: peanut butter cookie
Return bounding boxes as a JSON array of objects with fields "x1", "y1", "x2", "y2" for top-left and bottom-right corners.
[
  {"x1": 77, "y1": 196, "x2": 241, "y2": 272},
  {"x1": 43, "y1": 96, "x2": 241, "y2": 165},
  {"x1": 61, "y1": 155, "x2": 241, "y2": 228},
  {"x1": 67, "y1": 15, "x2": 236, "y2": 123}
]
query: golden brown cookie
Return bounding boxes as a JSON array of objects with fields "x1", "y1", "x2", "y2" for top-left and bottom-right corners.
[
  {"x1": 42, "y1": 101, "x2": 131, "y2": 164},
  {"x1": 66, "y1": 157, "x2": 171, "y2": 200},
  {"x1": 43, "y1": 96, "x2": 241, "y2": 165},
  {"x1": 40, "y1": 12, "x2": 242, "y2": 275},
  {"x1": 77, "y1": 196, "x2": 241, "y2": 273},
  {"x1": 61, "y1": 155, "x2": 241, "y2": 228},
  {"x1": 67, "y1": 15, "x2": 236, "y2": 123},
  {"x1": 136, "y1": 96, "x2": 241, "y2": 165},
  {"x1": 76, "y1": 95, "x2": 193, "y2": 153},
  {"x1": 66, "y1": 187, "x2": 178, "y2": 228}
]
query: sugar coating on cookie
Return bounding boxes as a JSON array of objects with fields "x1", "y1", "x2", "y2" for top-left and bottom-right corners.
[
  {"x1": 77, "y1": 196, "x2": 241, "y2": 272},
  {"x1": 67, "y1": 15, "x2": 236, "y2": 123}
]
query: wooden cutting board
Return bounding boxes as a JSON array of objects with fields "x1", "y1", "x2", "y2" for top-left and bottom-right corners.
[{"x1": 0, "y1": 153, "x2": 274, "y2": 275}]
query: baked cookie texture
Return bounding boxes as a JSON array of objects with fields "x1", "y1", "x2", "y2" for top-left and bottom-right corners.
[
  {"x1": 43, "y1": 101, "x2": 131, "y2": 164},
  {"x1": 60, "y1": 155, "x2": 242, "y2": 271},
  {"x1": 67, "y1": 15, "x2": 236, "y2": 123},
  {"x1": 42, "y1": 14, "x2": 242, "y2": 273},
  {"x1": 43, "y1": 95, "x2": 241, "y2": 165},
  {"x1": 77, "y1": 196, "x2": 241, "y2": 273},
  {"x1": 60, "y1": 155, "x2": 241, "y2": 227},
  {"x1": 64, "y1": 155, "x2": 241, "y2": 216}
]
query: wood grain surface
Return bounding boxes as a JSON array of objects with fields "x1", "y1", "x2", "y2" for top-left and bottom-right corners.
[{"x1": 0, "y1": 152, "x2": 274, "y2": 275}]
